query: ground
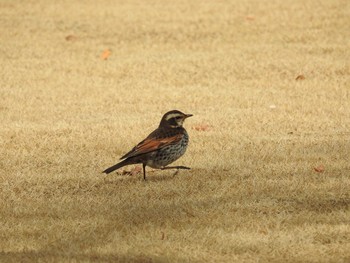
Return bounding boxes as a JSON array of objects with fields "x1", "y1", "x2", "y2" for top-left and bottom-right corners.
[{"x1": 1, "y1": 0, "x2": 350, "y2": 262}]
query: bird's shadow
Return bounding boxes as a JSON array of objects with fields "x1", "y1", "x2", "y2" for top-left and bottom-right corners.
[{"x1": 101, "y1": 168, "x2": 190, "y2": 183}]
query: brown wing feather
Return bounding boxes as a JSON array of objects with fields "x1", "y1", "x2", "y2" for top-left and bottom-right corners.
[{"x1": 120, "y1": 134, "x2": 183, "y2": 159}]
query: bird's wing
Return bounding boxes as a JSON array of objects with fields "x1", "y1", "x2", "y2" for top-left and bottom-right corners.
[{"x1": 120, "y1": 133, "x2": 183, "y2": 159}]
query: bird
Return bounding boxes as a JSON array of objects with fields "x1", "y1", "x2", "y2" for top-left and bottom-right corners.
[{"x1": 103, "y1": 110, "x2": 193, "y2": 180}]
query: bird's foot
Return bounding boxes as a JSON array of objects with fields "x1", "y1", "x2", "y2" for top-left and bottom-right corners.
[
  {"x1": 161, "y1": 166, "x2": 191, "y2": 177},
  {"x1": 161, "y1": 166, "x2": 191, "y2": 170}
]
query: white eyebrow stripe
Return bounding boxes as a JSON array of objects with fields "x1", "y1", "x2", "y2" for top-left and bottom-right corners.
[{"x1": 165, "y1": 113, "x2": 182, "y2": 120}]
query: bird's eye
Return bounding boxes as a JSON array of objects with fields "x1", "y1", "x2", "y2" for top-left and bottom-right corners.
[{"x1": 175, "y1": 116, "x2": 182, "y2": 120}]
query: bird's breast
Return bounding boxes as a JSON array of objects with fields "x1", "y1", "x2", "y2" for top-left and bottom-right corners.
[{"x1": 146, "y1": 130, "x2": 189, "y2": 168}]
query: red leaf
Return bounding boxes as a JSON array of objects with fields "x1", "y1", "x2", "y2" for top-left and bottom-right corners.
[
  {"x1": 130, "y1": 166, "x2": 142, "y2": 176},
  {"x1": 117, "y1": 166, "x2": 142, "y2": 176},
  {"x1": 296, "y1": 75, "x2": 305, "y2": 80},
  {"x1": 245, "y1": 15, "x2": 255, "y2": 21},
  {"x1": 65, "y1": 35, "x2": 77, "y2": 41},
  {"x1": 192, "y1": 124, "x2": 212, "y2": 131},
  {"x1": 314, "y1": 164, "x2": 325, "y2": 173},
  {"x1": 101, "y1": 49, "x2": 111, "y2": 60}
]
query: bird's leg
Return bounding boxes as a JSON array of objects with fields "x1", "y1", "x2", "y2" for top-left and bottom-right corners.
[
  {"x1": 161, "y1": 166, "x2": 191, "y2": 170},
  {"x1": 161, "y1": 166, "x2": 191, "y2": 176},
  {"x1": 142, "y1": 163, "x2": 147, "y2": 180}
]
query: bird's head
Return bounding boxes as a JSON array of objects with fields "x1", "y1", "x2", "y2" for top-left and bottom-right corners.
[{"x1": 159, "y1": 110, "x2": 193, "y2": 128}]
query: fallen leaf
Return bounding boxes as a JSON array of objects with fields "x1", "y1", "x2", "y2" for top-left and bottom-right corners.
[
  {"x1": 314, "y1": 164, "x2": 325, "y2": 173},
  {"x1": 130, "y1": 166, "x2": 142, "y2": 176},
  {"x1": 192, "y1": 124, "x2": 212, "y2": 131},
  {"x1": 65, "y1": 35, "x2": 77, "y2": 41},
  {"x1": 117, "y1": 169, "x2": 129, "y2": 175},
  {"x1": 259, "y1": 229, "x2": 268, "y2": 235},
  {"x1": 296, "y1": 74, "x2": 305, "y2": 80},
  {"x1": 117, "y1": 166, "x2": 142, "y2": 176},
  {"x1": 101, "y1": 49, "x2": 111, "y2": 60},
  {"x1": 161, "y1": 232, "x2": 165, "y2": 240}
]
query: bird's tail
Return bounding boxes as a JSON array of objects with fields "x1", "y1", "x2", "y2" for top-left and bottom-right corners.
[{"x1": 102, "y1": 159, "x2": 133, "y2": 174}]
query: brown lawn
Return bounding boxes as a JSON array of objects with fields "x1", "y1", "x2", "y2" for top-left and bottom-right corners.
[{"x1": 1, "y1": 0, "x2": 349, "y2": 262}]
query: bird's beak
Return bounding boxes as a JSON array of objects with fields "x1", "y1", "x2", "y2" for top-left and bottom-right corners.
[{"x1": 185, "y1": 114, "x2": 193, "y2": 118}]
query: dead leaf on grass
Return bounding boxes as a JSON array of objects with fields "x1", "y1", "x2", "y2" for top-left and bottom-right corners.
[
  {"x1": 65, "y1": 35, "x2": 77, "y2": 41},
  {"x1": 259, "y1": 229, "x2": 268, "y2": 235},
  {"x1": 314, "y1": 164, "x2": 325, "y2": 173},
  {"x1": 245, "y1": 15, "x2": 255, "y2": 21},
  {"x1": 117, "y1": 170, "x2": 129, "y2": 176},
  {"x1": 130, "y1": 166, "x2": 142, "y2": 176},
  {"x1": 192, "y1": 124, "x2": 212, "y2": 131},
  {"x1": 101, "y1": 49, "x2": 111, "y2": 60},
  {"x1": 117, "y1": 166, "x2": 141, "y2": 176},
  {"x1": 296, "y1": 74, "x2": 305, "y2": 80}
]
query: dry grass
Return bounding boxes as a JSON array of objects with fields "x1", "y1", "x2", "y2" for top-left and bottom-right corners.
[{"x1": 1, "y1": 0, "x2": 350, "y2": 262}]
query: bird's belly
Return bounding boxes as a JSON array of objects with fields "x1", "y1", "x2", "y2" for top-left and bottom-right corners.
[{"x1": 147, "y1": 134, "x2": 189, "y2": 168}]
